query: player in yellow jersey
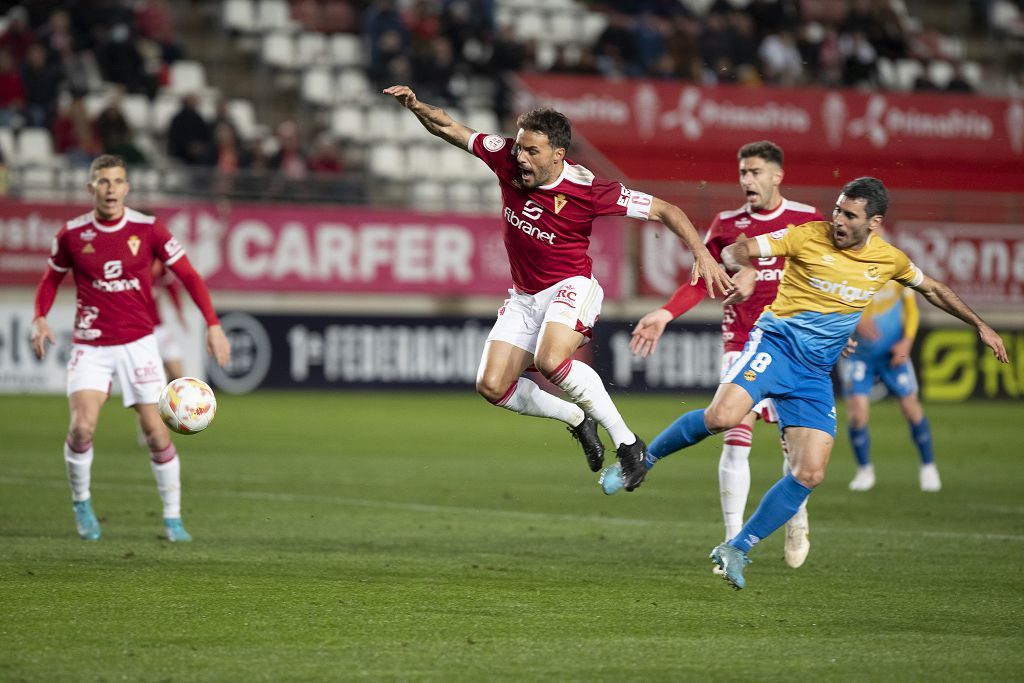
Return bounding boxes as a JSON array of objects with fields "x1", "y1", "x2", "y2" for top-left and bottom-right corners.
[
  {"x1": 840, "y1": 247, "x2": 941, "y2": 492},
  {"x1": 619, "y1": 177, "x2": 1008, "y2": 590}
]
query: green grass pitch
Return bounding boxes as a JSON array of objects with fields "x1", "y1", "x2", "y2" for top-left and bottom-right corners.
[{"x1": 1, "y1": 392, "x2": 1021, "y2": 682}]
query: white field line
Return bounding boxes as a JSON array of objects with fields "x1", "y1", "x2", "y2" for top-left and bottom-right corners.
[{"x1": 2, "y1": 475, "x2": 1022, "y2": 543}]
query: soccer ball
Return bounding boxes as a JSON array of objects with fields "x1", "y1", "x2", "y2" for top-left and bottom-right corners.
[{"x1": 158, "y1": 377, "x2": 217, "y2": 435}]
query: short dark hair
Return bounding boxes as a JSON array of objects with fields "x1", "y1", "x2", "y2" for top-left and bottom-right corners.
[
  {"x1": 516, "y1": 108, "x2": 571, "y2": 152},
  {"x1": 89, "y1": 154, "x2": 127, "y2": 180},
  {"x1": 738, "y1": 141, "x2": 784, "y2": 167},
  {"x1": 841, "y1": 176, "x2": 889, "y2": 217}
]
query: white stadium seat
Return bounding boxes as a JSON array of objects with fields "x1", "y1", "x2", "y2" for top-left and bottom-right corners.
[
  {"x1": 330, "y1": 105, "x2": 366, "y2": 140},
  {"x1": 296, "y1": 32, "x2": 328, "y2": 67},
  {"x1": 336, "y1": 69, "x2": 372, "y2": 104},
  {"x1": 928, "y1": 60, "x2": 955, "y2": 89},
  {"x1": 329, "y1": 34, "x2": 364, "y2": 68},
  {"x1": 262, "y1": 31, "x2": 296, "y2": 69},
  {"x1": 16, "y1": 128, "x2": 56, "y2": 167},
  {"x1": 152, "y1": 92, "x2": 182, "y2": 132},
  {"x1": 169, "y1": 60, "x2": 207, "y2": 95},
  {"x1": 227, "y1": 99, "x2": 258, "y2": 140},
  {"x1": 364, "y1": 105, "x2": 398, "y2": 141},
  {"x1": 367, "y1": 143, "x2": 408, "y2": 181},
  {"x1": 223, "y1": 0, "x2": 256, "y2": 33},
  {"x1": 121, "y1": 94, "x2": 151, "y2": 132},
  {"x1": 301, "y1": 67, "x2": 334, "y2": 106},
  {"x1": 514, "y1": 10, "x2": 545, "y2": 42},
  {"x1": 256, "y1": 0, "x2": 293, "y2": 31},
  {"x1": 411, "y1": 180, "x2": 447, "y2": 211},
  {"x1": 0, "y1": 127, "x2": 14, "y2": 163}
]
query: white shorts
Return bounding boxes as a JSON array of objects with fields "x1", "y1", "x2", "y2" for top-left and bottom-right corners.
[
  {"x1": 721, "y1": 350, "x2": 778, "y2": 423},
  {"x1": 486, "y1": 276, "x2": 604, "y2": 355},
  {"x1": 67, "y1": 334, "x2": 168, "y2": 407},
  {"x1": 154, "y1": 323, "x2": 184, "y2": 363}
]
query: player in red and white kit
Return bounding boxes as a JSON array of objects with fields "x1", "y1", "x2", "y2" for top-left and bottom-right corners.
[
  {"x1": 615, "y1": 142, "x2": 822, "y2": 568},
  {"x1": 384, "y1": 85, "x2": 731, "y2": 477},
  {"x1": 30, "y1": 155, "x2": 231, "y2": 542}
]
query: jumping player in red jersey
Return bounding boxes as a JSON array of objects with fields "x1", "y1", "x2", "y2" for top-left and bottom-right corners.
[
  {"x1": 30, "y1": 155, "x2": 231, "y2": 542},
  {"x1": 384, "y1": 84, "x2": 731, "y2": 478},
  {"x1": 611, "y1": 142, "x2": 822, "y2": 569}
]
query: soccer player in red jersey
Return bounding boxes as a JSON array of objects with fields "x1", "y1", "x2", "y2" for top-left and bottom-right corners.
[
  {"x1": 30, "y1": 155, "x2": 231, "y2": 542},
  {"x1": 384, "y1": 84, "x2": 731, "y2": 477},
  {"x1": 621, "y1": 142, "x2": 822, "y2": 568}
]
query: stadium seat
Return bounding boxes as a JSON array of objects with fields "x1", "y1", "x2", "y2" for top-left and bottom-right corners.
[
  {"x1": 296, "y1": 32, "x2": 328, "y2": 67},
  {"x1": 16, "y1": 128, "x2": 56, "y2": 167},
  {"x1": 549, "y1": 11, "x2": 580, "y2": 44},
  {"x1": 256, "y1": 0, "x2": 293, "y2": 31},
  {"x1": 962, "y1": 60, "x2": 983, "y2": 90},
  {"x1": 367, "y1": 143, "x2": 408, "y2": 181},
  {"x1": 407, "y1": 143, "x2": 438, "y2": 178},
  {"x1": 514, "y1": 11, "x2": 545, "y2": 42},
  {"x1": 875, "y1": 57, "x2": 896, "y2": 90},
  {"x1": 336, "y1": 69, "x2": 372, "y2": 104},
  {"x1": 329, "y1": 34, "x2": 364, "y2": 68},
  {"x1": 223, "y1": 0, "x2": 257, "y2": 33},
  {"x1": 447, "y1": 180, "x2": 483, "y2": 212},
  {"x1": 227, "y1": 99, "x2": 258, "y2": 140},
  {"x1": 121, "y1": 94, "x2": 152, "y2": 133},
  {"x1": 84, "y1": 92, "x2": 108, "y2": 119},
  {"x1": 152, "y1": 92, "x2": 182, "y2": 132},
  {"x1": 0, "y1": 127, "x2": 14, "y2": 163},
  {"x1": 262, "y1": 31, "x2": 296, "y2": 70},
  {"x1": 928, "y1": 60, "x2": 955, "y2": 89},
  {"x1": 580, "y1": 13, "x2": 609, "y2": 43},
  {"x1": 365, "y1": 105, "x2": 398, "y2": 141},
  {"x1": 169, "y1": 60, "x2": 208, "y2": 95},
  {"x1": 330, "y1": 105, "x2": 365, "y2": 141},
  {"x1": 893, "y1": 59, "x2": 923, "y2": 91},
  {"x1": 301, "y1": 67, "x2": 334, "y2": 106},
  {"x1": 394, "y1": 108, "x2": 427, "y2": 142},
  {"x1": 411, "y1": 180, "x2": 447, "y2": 211}
]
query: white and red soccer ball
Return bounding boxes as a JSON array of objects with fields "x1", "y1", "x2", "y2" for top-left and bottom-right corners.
[{"x1": 158, "y1": 377, "x2": 217, "y2": 435}]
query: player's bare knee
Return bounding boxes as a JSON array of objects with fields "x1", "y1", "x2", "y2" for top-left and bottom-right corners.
[
  {"x1": 475, "y1": 376, "x2": 507, "y2": 403},
  {"x1": 793, "y1": 467, "x2": 826, "y2": 488},
  {"x1": 532, "y1": 352, "x2": 565, "y2": 380},
  {"x1": 704, "y1": 404, "x2": 742, "y2": 432},
  {"x1": 847, "y1": 414, "x2": 868, "y2": 430},
  {"x1": 68, "y1": 423, "x2": 95, "y2": 446}
]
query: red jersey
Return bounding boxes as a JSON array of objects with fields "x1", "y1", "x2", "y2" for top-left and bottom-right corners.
[
  {"x1": 48, "y1": 208, "x2": 186, "y2": 346},
  {"x1": 469, "y1": 133, "x2": 653, "y2": 294},
  {"x1": 666, "y1": 199, "x2": 822, "y2": 352}
]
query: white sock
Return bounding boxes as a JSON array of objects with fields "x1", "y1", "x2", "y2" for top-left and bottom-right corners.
[
  {"x1": 719, "y1": 425, "x2": 753, "y2": 540},
  {"x1": 494, "y1": 377, "x2": 584, "y2": 426},
  {"x1": 150, "y1": 444, "x2": 181, "y2": 519},
  {"x1": 549, "y1": 359, "x2": 634, "y2": 446},
  {"x1": 64, "y1": 441, "x2": 93, "y2": 502}
]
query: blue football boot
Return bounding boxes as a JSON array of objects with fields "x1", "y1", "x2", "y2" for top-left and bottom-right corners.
[
  {"x1": 72, "y1": 499, "x2": 101, "y2": 541},
  {"x1": 598, "y1": 462, "x2": 625, "y2": 495},
  {"x1": 163, "y1": 518, "x2": 193, "y2": 543},
  {"x1": 710, "y1": 543, "x2": 752, "y2": 590}
]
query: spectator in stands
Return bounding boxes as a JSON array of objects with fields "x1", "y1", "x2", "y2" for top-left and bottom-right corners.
[
  {"x1": 632, "y1": 12, "x2": 669, "y2": 76},
  {"x1": 912, "y1": 60, "x2": 942, "y2": 92},
  {"x1": 364, "y1": 0, "x2": 409, "y2": 61},
  {"x1": 322, "y1": 0, "x2": 359, "y2": 34},
  {"x1": 0, "y1": 6, "x2": 36, "y2": 66},
  {"x1": 404, "y1": 0, "x2": 442, "y2": 45},
  {"x1": 947, "y1": 62, "x2": 976, "y2": 93},
  {"x1": 96, "y1": 23, "x2": 154, "y2": 97},
  {"x1": 167, "y1": 93, "x2": 213, "y2": 166},
  {"x1": 839, "y1": 30, "x2": 877, "y2": 86},
  {"x1": 664, "y1": 15, "x2": 703, "y2": 82},
  {"x1": 52, "y1": 91, "x2": 100, "y2": 167},
  {"x1": 759, "y1": 29, "x2": 804, "y2": 86},
  {"x1": 21, "y1": 42, "x2": 63, "y2": 128},
  {"x1": 212, "y1": 120, "x2": 247, "y2": 195},
  {"x1": 269, "y1": 120, "x2": 307, "y2": 180},
  {"x1": 594, "y1": 12, "x2": 639, "y2": 77},
  {"x1": 413, "y1": 36, "x2": 457, "y2": 105},
  {"x1": 367, "y1": 29, "x2": 411, "y2": 90},
  {"x1": 698, "y1": 9, "x2": 736, "y2": 83},
  {"x1": 134, "y1": 0, "x2": 183, "y2": 64},
  {"x1": 94, "y1": 93, "x2": 146, "y2": 165},
  {"x1": 307, "y1": 131, "x2": 346, "y2": 175},
  {"x1": 37, "y1": 8, "x2": 80, "y2": 65},
  {"x1": 0, "y1": 47, "x2": 25, "y2": 128},
  {"x1": 54, "y1": 32, "x2": 96, "y2": 96}
]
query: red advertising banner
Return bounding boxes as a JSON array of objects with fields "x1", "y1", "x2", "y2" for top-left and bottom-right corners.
[
  {"x1": 0, "y1": 200, "x2": 624, "y2": 297},
  {"x1": 637, "y1": 220, "x2": 1024, "y2": 307},
  {"x1": 516, "y1": 75, "x2": 1024, "y2": 190}
]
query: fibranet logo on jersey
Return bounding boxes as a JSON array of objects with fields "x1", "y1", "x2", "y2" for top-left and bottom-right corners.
[{"x1": 504, "y1": 206, "x2": 555, "y2": 244}]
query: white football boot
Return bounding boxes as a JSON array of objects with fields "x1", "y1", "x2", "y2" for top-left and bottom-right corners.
[
  {"x1": 848, "y1": 464, "x2": 876, "y2": 491},
  {"x1": 784, "y1": 506, "x2": 810, "y2": 568},
  {"x1": 919, "y1": 463, "x2": 942, "y2": 492}
]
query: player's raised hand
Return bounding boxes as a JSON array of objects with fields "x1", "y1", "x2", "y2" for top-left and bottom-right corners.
[
  {"x1": 206, "y1": 324, "x2": 231, "y2": 367},
  {"x1": 30, "y1": 316, "x2": 54, "y2": 360},
  {"x1": 690, "y1": 251, "x2": 732, "y2": 299},
  {"x1": 383, "y1": 85, "x2": 419, "y2": 111},
  {"x1": 841, "y1": 337, "x2": 859, "y2": 358},
  {"x1": 723, "y1": 267, "x2": 756, "y2": 305},
  {"x1": 630, "y1": 308, "x2": 674, "y2": 358},
  {"x1": 979, "y1": 324, "x2": 1009, "y2": 363}
]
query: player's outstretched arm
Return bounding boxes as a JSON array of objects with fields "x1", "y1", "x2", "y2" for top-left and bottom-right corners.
[
  {"x1": 629, "y1": 308, "x2": 674, "y2": 358},
  {"x1": 383, "y1": 85, "x2": 474, "y2": 150},
  {"x1": 721, "y1": 239, "x2": 759, "y2": 304},
  {"x1": 647, "y1": 197, "x2": 731, "y2": 298},
  {"x1": 914, "y1": 275, "x2": 1009, "y2": 363}
]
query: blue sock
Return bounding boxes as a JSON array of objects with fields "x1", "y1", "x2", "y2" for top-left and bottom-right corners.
[
  {"x1": 910, "y1": 417, "x2": 934, "y2": 465},
  {"x1": 728, "y1": 472, "x2": 813, "y2": 554},
  {"x1": 848, "y1": 425, "x2": 871, "y2": 466},
  {"x1": 646, "y1": 409, "x2": 713, "y2": 469}
]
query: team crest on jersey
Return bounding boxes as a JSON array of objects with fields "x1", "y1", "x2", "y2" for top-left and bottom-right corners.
[
  {"x1": 80, "y1": 229, "x2": 97, "y2": 242},
  {"x1": 82, "y1": 243, "x2": 95, "y2": 254},
  {"x1": 554, "y1": 194, "x2": 568, "y2": 214},
  {"x1": 483, "y1": 135, "x2": 506, "y2": 152},
  {"x1": 127, "y1": 235, "x2": 141, "y2": 256},
  {"x1": 743, "y1": 370, "x2": 757, "y2": 381},
  {"x1": 865, "y1": 265, "x2": 880, "y2": 281},
  {"x1": 821, "y1": 253, "x2": 836, "y2": 264},
  {"x1": 768, "y1": 230, "x2": 786, "y2": 240}
]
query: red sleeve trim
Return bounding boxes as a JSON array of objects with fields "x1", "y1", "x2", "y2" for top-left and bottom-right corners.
[
  {"x1": 663, "y1": 280, "x2": 707, "y2": 317},
  {"x1": 34, "y1": 267, "x2": 65, "y2": 318},
  {"x1": 168, "y1": 256, "x2": 220, "y2": 326}
]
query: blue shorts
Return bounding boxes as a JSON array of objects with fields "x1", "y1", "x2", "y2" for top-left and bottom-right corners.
[
  {"x1": 722, "y1": 328, "x2": 837, "y2": 436},
  {"x1": 839, "y1": 354, "x2": 918, "y2": 398}
]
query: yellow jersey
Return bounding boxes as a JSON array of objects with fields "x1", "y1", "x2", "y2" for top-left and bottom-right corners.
[{"x1": 753, "y1": 222, "x2": 924, "y2": 367}]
